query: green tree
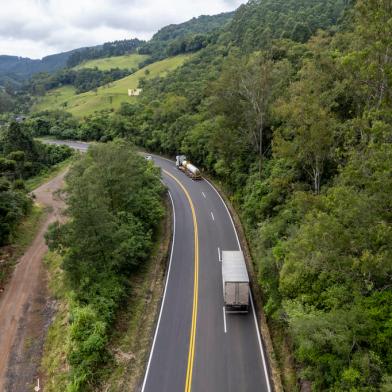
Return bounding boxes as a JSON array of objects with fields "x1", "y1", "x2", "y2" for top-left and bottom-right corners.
[
  {"x1": 274, "y1": 56, "x2": 337, "y2": 194},
  {"x1": 46, "y1": 141, "x2": 164, "y2": 390}
]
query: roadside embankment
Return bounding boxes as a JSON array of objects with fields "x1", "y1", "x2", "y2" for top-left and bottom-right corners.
[{"x1": 41, "y1": 194, "x2": 172, "y2": 392}]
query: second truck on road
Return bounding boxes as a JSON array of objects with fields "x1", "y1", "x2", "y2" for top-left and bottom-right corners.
[{"x1": 176, "y1": 155, "x2": 202, "y2": 180}]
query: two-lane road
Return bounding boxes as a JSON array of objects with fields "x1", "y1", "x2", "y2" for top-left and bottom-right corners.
[
  {"x1": 48, "y1": 141, "x2": 272, "y2": 392},
  {"x1": 143, "y1": 155, "x2": 271, "y2": 392}
]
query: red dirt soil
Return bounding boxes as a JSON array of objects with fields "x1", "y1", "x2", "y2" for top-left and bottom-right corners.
[{"x1": 0, "y1": 171, "x2": 67, "y2": 391}]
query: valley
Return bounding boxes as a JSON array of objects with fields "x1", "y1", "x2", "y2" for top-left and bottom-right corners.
[{"x1": 0, "y1": 1, "x2": 391, "y2": 391}]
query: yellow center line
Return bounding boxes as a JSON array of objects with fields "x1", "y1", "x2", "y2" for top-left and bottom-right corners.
[{"x1": 163, "y1": 169, "x2": 198, "y2": 392}]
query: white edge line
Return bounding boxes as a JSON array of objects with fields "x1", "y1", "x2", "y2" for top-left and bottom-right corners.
[
  {"x1": 141, "y1": 190, "x2": 176, "y2": 392},
  {"x1": 223, "y1": 306, "x2": 227, "y2": 333},
  {"x1": 204, "y1": 178, "x2": 272, "y2": 392},
  {"x1": 146, "y1": 155, "x2": 272, "y2": 392}
]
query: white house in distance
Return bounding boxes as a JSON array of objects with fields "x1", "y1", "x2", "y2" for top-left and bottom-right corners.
[{"x1": 128, "y1": 88, "x2": 142, "y2": 96}]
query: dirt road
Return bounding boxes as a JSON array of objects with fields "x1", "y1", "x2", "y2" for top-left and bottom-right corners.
[{"x1": 0, "y1": 170, "x2": 67, "y2": 391}]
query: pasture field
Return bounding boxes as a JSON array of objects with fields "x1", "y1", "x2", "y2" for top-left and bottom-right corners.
[
  {"x1": 73, "y1": 54, "x2": 149, "y2": 71},
  {"x1": 33, "y1": 55, "x2": 191, "y2": 118}
]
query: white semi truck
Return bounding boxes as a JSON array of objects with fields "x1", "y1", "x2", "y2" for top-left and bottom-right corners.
[
  {"x1": 176, "y1": 155, "x2": 202, "y2": 180},
  {"x1": 222, "y1": 251, "x2": 250, "y2": 312}
]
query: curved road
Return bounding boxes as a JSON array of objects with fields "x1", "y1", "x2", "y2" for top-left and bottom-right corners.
[{"x1": 50, "y1": 141, "x2": 272, "y2": 392}]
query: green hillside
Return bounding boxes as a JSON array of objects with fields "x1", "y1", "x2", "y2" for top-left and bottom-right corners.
[
  {"x1": 140, "y1": 12, "x2": 234, "y2": 59},
  {"x1": 33, "y1": 55, "x2": 190, "y2": 117},
  {"x1": 74, "y1": 54, "x2": 149, "y2": 71}
]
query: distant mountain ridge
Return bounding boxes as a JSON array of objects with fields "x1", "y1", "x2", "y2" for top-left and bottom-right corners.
[
  {"x1": 0, "y1": 50, "x2": 80, "y2": 87},
  {"x1": 0, "y1": 11, "x2": 235, "y2": 87}
]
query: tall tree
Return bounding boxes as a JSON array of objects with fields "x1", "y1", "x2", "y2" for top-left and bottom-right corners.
[
  {"x1": 212, "y1": 52, "x2": 291, "y2": 173},
  {"x1": 274, "y1": 57, "x2": 337, "y2": 194}
]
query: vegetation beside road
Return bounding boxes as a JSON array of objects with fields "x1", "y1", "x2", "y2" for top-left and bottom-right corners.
[
  {"x1": 25, "y1": 155, "x2": 74, "y2": 191},
  {"x1": 0, "y1": 121, "x2": 73, "y2": 247},
  {"x1": 42, "y1": 195, "x2": 171, "y2": 391},
  {"x1": 0, "y1": 205, "x2": 45, "y2": 288},
  {"x1": 44, "y1": 141, "x2": 164, "y2": 391}
]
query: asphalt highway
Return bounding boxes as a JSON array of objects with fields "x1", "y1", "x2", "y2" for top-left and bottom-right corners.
[
  {"x1": 142, "y1": 155, "x2": 271, "y2": 392},
  {"x1": 49, "y1": 141, "x2": 271, "y2": 392}
]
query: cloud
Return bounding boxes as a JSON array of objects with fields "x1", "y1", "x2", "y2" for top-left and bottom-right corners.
[{"x1": 0, "y1": 0, "x2": 244, "y2": 59}]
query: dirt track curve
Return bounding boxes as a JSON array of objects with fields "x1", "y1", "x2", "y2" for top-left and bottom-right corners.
[{"x1": 0, "y1": 170, "x2": 67, "y2": 391}]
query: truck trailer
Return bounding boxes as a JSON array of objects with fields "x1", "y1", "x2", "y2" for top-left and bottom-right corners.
[
  {"x1": 176, "y1": 155, "x2": 202, "y2": 180},
  {"x1": 222, "y1": 250, "x2": 250, "y2": 312}
]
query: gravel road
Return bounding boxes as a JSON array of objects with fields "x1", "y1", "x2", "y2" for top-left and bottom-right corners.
[{"x1": 0, "y1": 170, "x2": 67, "y2": 392}]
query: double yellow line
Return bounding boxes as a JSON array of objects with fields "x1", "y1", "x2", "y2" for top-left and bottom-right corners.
[{"x1": 163, "y1": 170, "x2": 199, "y2": 392}]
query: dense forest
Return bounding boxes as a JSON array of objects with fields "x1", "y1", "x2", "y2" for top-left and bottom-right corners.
[
  {"x1": 226, "y1": 0, "x2": 350, "y2": 50},
  {"x1": 139, "y1": 12, "x2": 234, "y2": 62},
  {"x1": 0, "y1": 121, "x2": 72, "y2": 246}
]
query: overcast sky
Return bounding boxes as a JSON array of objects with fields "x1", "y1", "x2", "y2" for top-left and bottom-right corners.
[{"x1": 0, "y1": 0, "x2": 244, "y2": 59}]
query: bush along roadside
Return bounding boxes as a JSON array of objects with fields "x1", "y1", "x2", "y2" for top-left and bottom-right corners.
[{"x1": 45, "y1": 140, "x2": 164, "y2": 391}]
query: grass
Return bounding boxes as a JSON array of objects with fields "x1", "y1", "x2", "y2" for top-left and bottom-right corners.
[
  {"x1": 33, "y1": 86, "x2": 76, "y2": 113},
  {"x1": 0, "y1": 205, "x2": 46, "y2": 287},
  {"x1": 74, "y1": 54, "x2": 149, "y2": 71},
  {"x1": 32, "y1": 54, "x2": 192, "y2": 118},
  {"x1": 41, "y1": 252, "x2": 70, "y2": 392},
  {"x1": 25, "y1": 156, "x2": 74, "y2": 192}
]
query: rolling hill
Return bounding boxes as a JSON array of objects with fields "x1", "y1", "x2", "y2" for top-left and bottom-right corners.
[
  {"x1": 0, "y1": 40, "x2": 144, "y2": 88},
  {"x1": 33, "y1": 54, "x2": 191, "y2": 117},
  {"x1": 74, "y1": 54, "x2": 149, "y2": 71}
]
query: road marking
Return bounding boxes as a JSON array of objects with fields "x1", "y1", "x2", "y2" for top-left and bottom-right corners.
[
  {"x1": 218, "y1": 247, "x2": 221, "y2": 262},
  {"x1": 204, "y1": 178, "x2": 272, "y2": 392},
  {"x1": 202, "y1": 192, "x2": 206, "y2": 198},
  {"x1": 34, "y1": 378, "x2": 40, "y2": 392},
  {"x1": 163, "y1": 170, "x2": 199, "y2": 392},
  {"x1": 146, "y1": 155, "x2": 273, "y2": 392},
  {"x1": 141, "y1": 191, "x2": 176, "y2": 392},
  {"x1": 211, "y1": 211, "x2": 215, "y2": 221},
  {"x1": 223, "y1": 307, "x2": 227, "y2": 333}
]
